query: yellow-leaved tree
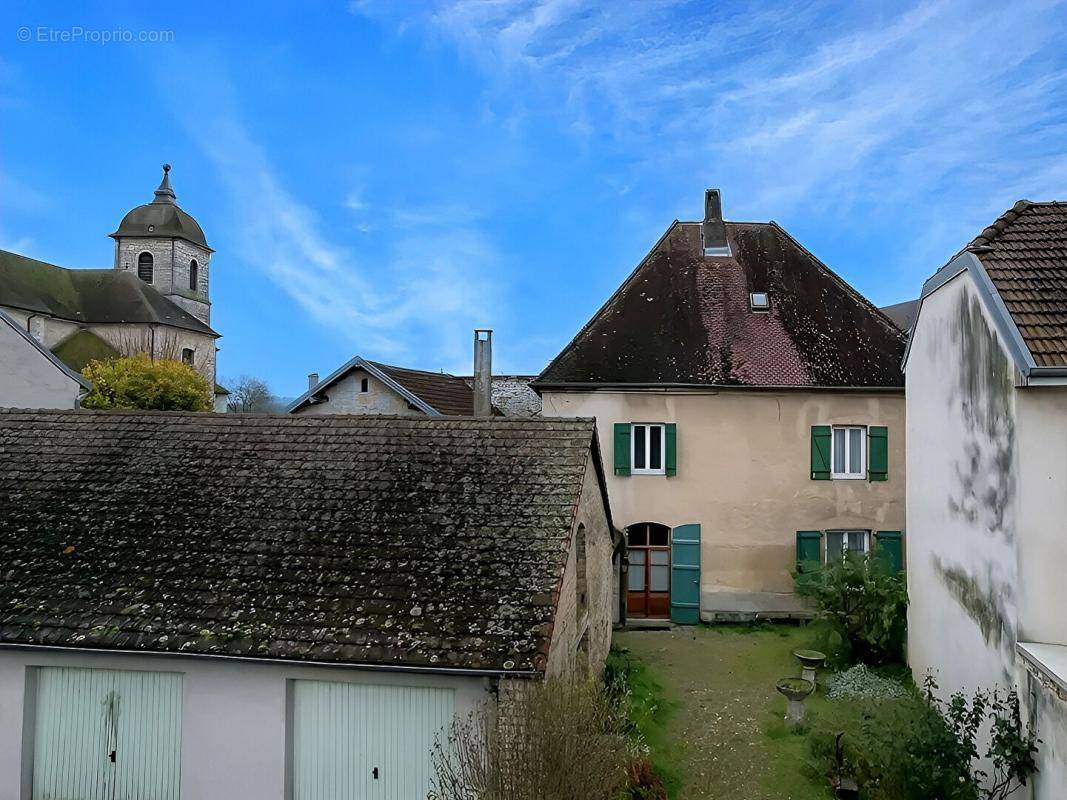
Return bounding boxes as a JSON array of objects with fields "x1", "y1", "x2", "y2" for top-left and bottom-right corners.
[{"x1": 81, "y1": 354, "x2": 212, "y2": 411}]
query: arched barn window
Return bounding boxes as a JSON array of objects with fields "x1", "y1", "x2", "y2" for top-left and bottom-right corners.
[
  {"x1": 189, "y1": 260, "x2": 198, "y2": 292},
  {"x1": 137, "y1": 252, "x2": 153, "y2": 283}
]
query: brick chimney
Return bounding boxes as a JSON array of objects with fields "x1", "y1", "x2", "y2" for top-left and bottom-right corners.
[
  {"x1": 473, "y1": 329, "x2": 492, "y2": 417},
  {"x1": 702, "y1": 188, "x2": 731, "y2": 256}
]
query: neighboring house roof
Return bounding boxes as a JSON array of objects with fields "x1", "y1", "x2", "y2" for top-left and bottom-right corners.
[
  {"x1": 879, "y1": 300, "x2": 919, "y2": 332},
  {"x1": 535, "y1": 221, "x2": 906, "y2": 388},
  {"x1": 906, "y1": 200, "x2": 1067, "y2": 381},
  {"x1": 0, "y1": 250, "x2": 218, "y2": 337},
  {"x1": 109, "y1": 165, "x2": 212, "y2": 251},
  {"x1": 287, "y1": 356, "x2": 501, "y2": 416},
  {"x1": 0, "y1": 310, "x2": 91, "y2": 392},
  {"x1": 968, "y1": 201, "x2": 1067, "y2": 368},
  {"x1": 0, "y1": 410, "x2": 609, "y2": 673},
  {"x1": 51, "y1": 329, "x2": 120, "y2": 372}
]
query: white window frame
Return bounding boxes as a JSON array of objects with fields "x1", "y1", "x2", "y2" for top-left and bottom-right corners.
[
  {"x1": 831, "y1": 425, "x2": 867, "y2": 479},
  {"x1": 630, "y1": 423, "x2": 666, "y2": 475},
  {"x1": 825, "y1": 529, "x2": 870, "y2": 560}
]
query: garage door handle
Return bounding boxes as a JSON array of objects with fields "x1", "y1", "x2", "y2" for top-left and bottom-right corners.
[{"x1": 372, "y1": 767, "x2": 379, "y2": 780}]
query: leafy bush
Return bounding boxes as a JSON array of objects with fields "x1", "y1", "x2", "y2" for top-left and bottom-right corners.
[
  {"x1": 810, "y1": 676, "x2": 1039, "y2": 800},
  {"x1": 82, "y1": 355, "x2": 212, "y2": 411},
  {"x1": 795, "y1": 552, "x2": 908, "y2": 665},
  {"x1": 430, "y1": 677, "x2": 632, "y2": 800}
]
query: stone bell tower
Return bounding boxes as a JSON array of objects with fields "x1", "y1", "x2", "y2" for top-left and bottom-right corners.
[{"x1": 110, "y1": 164, "x2": 214, "y2": 326}]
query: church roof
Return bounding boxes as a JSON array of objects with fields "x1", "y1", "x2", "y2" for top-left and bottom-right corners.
[
  {"x1": 0, "y1": 249, "x2": 217, "y2": 337},
  {"x1": 0, "y1": 410, "x2": 607, "y2": 673},
  {"x1": 109, "y1": 165, "x2": 211, "y2": 250},
  {"x1": 535, "y1": 220, "x2": 906, "y2": 388},
  {"x1": 50, "y1": 329, "x2": 121, "y2": 372}
]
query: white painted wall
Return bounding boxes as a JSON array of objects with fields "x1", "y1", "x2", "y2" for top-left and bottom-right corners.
[
  {"x1": 0, "y1": 648, "x2": 491, "y2": 800},
  {"x1": 907, "y1": 269, "x2": 1067, "y2": 798},
  {"x1": 0, "y1": 320, "x2": 83, "y2": 409},
  {"x1": 906, "y1": 271, "x2": 1018, "y2": 691}
]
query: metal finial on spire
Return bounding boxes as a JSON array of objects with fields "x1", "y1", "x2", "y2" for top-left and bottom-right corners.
[{"x1": 152, "y1": 163, "x2": 176, "y2": 205}]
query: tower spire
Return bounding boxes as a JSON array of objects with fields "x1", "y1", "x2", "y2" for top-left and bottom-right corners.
[{"x1": 152, "y1": 163, "x2": 176, "y2": 205}]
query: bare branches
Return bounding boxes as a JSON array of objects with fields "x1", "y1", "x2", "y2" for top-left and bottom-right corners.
[{"x1": 430, "y1": 678, "x2": 631, "y2": 800}]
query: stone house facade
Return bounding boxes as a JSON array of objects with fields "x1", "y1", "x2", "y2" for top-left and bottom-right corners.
[{"x1": 537, "y1": 190, "x2": 908, "y2": 623}]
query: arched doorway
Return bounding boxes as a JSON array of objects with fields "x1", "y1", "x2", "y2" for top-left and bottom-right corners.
[{"x1": 626, "y1": 522, "x2": 671, "y2": 618}]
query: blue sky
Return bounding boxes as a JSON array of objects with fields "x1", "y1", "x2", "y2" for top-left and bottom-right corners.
[{"x1": 3, "y1": 0, "x2": 1067, "y2": 395}]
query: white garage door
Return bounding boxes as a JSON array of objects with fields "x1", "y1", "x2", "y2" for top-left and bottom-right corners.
[
  {"x1": 291, "y1": 680, "x2": 456, "y2": 800},
  {"x1": 31, "y1": 666, "x2": 183, "y2": 800}
]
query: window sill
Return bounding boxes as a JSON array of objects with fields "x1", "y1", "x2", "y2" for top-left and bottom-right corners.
[
  {"x1": 830, "y1": 474, "x2": 867, "y2": 480},
  {"x1": 630, "y1": 470, "x2": 667, "y2": 476},
  {"x1": 1017, "y1": 642, "x2": 1067, "y2": 697}
]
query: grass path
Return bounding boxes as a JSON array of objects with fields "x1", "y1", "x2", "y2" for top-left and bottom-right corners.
[{"x1": 614, "y1": 625, "x2": 846, "y2": 800}]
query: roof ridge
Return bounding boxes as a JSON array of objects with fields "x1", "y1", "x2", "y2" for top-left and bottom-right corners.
[
  {"x1": 967, "y1": 199, "x2": 1035, "y2": 250},
  {"x1": 372, "y1": 360, "x2": 461, "y2": 378}
]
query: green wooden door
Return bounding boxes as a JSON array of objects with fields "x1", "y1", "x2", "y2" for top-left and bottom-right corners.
[
  {"x1": 670, "y1": 524, "x2": 701, "y2": 624},
  {"x1": 291, "y1": 680, "x2": 455, "y2": 800},
  {"x1": 32, "y1": 666, "x2": 183, "y2": 800}
]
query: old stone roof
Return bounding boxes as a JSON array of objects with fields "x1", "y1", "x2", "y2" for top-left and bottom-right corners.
[
  {"x1": 535, "y1": 221, "x2": 906, "y2": 388},
  {"x1": 0, "y1": 250, "x2": 217, "y2": 337},
  {"x1": 0, "y1": 410, "x2": 604, "y2": 673},
  {"x1": 966, "y1": 201, "x2": 1067, "y2": 368}
]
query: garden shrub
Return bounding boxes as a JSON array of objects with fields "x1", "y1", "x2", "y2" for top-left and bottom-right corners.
[
  {"x1": 795, "y1": 552, "x2": 908, "y2": 665},
  {"x1": 82, "y1": 354, "x2": 212, "y2": 411},
  {"x1": 810, "y1": 676, "x2": 1039, "y2": 800}
]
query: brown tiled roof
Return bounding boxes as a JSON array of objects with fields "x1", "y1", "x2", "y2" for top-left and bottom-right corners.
[
  {"x1": 967, "y1": 201, "x2": 1067, "y2": 368},
  {"x1": 0, "y1": 410, "x2": 600, "y2": 672},
  {"x1": 370, "y1": 362, "x2": 501, "y2": 416},
  {"x1": 536, "y1": 222, "x2": 905, "y2": 387}
]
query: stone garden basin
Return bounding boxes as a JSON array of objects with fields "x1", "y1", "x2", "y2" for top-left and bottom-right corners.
[
  {"x1": 793, "y1": 648, "x2": 827, "y2": 684},
  {"x1": 776, "y1": 677, "x2": 815, "y2": 726}
]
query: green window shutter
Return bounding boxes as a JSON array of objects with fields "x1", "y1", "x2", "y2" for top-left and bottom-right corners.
[
  {"x1": 875, "y1": 531, "x2": 904, "y2": 574},
  {"x1": 796, "y1": 530, "x2": 823, "y2": 573},
  {"x1": 810, "y1": 426, "x2": 831, "y2": 480},
  {"x1": 868, "y1": 426, "x2": 888, "y2": 481},
  {"x1": 665, "y1": 423, "x2": 678, "y2": 477},
  {"x1": 613, "y1": 423, "x2": 631, "y2": 476}
]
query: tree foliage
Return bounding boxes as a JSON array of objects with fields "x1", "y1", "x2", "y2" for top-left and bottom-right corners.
[
  {"x1": 81, "y1": 354, "x2": 212, "y2": 412},
  {"x1": 795, "y1": 552, "x2": 908, "y2": 665}
]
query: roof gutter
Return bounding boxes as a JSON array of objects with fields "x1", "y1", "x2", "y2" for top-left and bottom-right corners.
[
  {"x1": 533, "y1": 382, "x2": 904, "y2": 394},
  {"x1": 0, "y1": 642, "x2": 541, "y2": 679}
]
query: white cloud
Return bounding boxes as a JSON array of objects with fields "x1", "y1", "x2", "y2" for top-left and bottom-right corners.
[
  {"x1": 357, "y1": 0, "x2": 1067, "y2": 289},
  {"x1": 163, "y1": 63, "x2": 503, "y2": 367}
]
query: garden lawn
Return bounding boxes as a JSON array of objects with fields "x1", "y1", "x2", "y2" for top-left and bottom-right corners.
[{"x1": 614, "y1": 624, "x2": 865, "y2": 800}]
